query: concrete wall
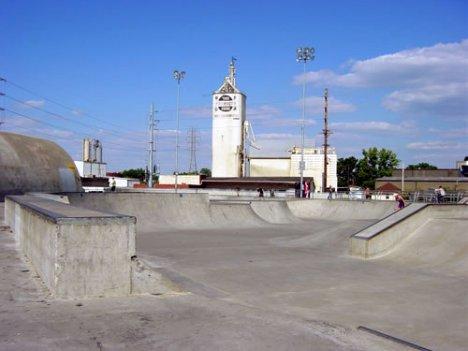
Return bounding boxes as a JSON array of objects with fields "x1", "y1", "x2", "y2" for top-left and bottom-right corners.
[
  {"x1": 0, "y1": 132, "x2": 82, "y2": 200},
  {"x1": 5, "y1": 195, "x2": 136, "y2": 299}
]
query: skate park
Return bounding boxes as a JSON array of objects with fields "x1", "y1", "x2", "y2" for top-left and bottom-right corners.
[{"x1": 1, "y1": 132, "x2": 467, "y2": 350}]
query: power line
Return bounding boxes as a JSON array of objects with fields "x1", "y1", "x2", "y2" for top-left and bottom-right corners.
[
  {"x1": 2, "y1": 77, "x2": 139, "y2": 131},
  {"x1": 4, "y1": 94, "x2": 134, "y2": 139}
]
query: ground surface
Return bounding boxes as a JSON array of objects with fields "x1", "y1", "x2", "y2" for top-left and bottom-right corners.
[
  {"x1": 137, "y1": 218, "x2": 467, "y2": 351},
  {"x1": 1, "y1": 197, "x2": 467, "y2": 350}
]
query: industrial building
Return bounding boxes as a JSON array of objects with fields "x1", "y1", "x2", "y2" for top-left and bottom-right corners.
[
  {"x1": 211, "y1": 61, "x2": 337, "y2": 192},
  {"x1": 211, "y1": 59, "x2": 246, "y2": 178},
  {"x1": 249, "y1": 146, "x2": 337, "y2": 192}
]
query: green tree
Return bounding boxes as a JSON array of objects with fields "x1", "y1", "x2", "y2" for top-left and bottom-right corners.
[
  {"x1": 337, "y1": 156, "x2": 358, "y2": 187},
  {"x1": 199, "y1": 168, "x2": 212, "y2": 177},
  {"x1": 407, "y1": 162, "x2": 437, "y2": 170},
  {"x1": 120, "y1": 168, "x2": 146, "y2": 181},
  {"x1": 355, "y1": 148, "x2": 399, "y2": 189}
]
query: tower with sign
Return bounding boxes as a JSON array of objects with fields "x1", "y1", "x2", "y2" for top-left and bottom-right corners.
[{"x1": 212, "y1": 59, "x2": 246, "y2": 177}]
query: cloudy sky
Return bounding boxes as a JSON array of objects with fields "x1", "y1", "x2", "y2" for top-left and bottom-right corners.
[{"x1": 1, "y1": 0, "x2": 467, "y2": 172}]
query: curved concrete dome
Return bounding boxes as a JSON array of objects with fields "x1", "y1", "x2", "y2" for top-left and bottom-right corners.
[{"x1": 0, "y1": 132, "x2": 82, "y2": 199}]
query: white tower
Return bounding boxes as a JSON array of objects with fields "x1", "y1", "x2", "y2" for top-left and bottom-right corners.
[{"x1": 212, "y1": 59, "x2": 246, "y2": 177}]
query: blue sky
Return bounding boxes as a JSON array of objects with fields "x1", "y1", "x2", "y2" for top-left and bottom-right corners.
[{"x1": 1, "y1": 0, "x2": 467, "y2": 172}]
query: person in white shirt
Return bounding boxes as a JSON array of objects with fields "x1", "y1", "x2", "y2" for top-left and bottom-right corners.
[{"x1": 436, "y1": 185, "x2": 445, "y2": 203}]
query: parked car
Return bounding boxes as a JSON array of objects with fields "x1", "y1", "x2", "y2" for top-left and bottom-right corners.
[{"x1": 349, "y1": 186, "x2": 364, "y2": 200}]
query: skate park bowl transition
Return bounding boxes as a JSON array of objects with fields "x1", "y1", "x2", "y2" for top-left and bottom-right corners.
[
  {"x1": 4, "y1": 191, "x2": 468, "y2": 349},
  {"x1": 0, "y1": 132, "x2": 82, "y2": 200}
]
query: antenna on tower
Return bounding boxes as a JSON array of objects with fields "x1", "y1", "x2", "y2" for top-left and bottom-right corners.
[{"x1": 229, "y1": 57, "x2": 237, "y2": 86}]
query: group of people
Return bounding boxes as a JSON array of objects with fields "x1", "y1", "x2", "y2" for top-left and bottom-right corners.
[{"x1": 294, "y1": 180, "x2": 314, "y2": 198}]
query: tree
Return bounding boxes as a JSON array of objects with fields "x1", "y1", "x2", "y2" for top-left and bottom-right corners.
[
  {"x1": 199, "y1": 168, "x2": 211, "y2": 177},
  {"x1": 355, "y1": 148, "x2": 399, "y2": 189},
  {"x1": 120, "y1": 168, "x2": 146, "y2": 181},
  {"x1": 407, "y1": 162, "x2": 437, "y2": 170},
  {"x1": 337, "y1": 156, "x2": 358, "y2": 187}
]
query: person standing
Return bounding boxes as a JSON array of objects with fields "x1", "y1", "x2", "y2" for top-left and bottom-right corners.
[
  {"x1": 394, "y1": 193, "x2": 405, "y2": 211},
  {"x1": 327, "y1": 187, "x2": 333, "y2": 200},
  {"x1": 365, "y1": 187, "x2": 371, "y2": 200},
  {"x1": 304, "y1": 181, "x2": 310, "y2": 199},
  {"x1": 437, "y1": 185, "x2": 446, "y2": 203},
  {"x1": 110, "y1": 177, "x2": 116, "y2": 192}
]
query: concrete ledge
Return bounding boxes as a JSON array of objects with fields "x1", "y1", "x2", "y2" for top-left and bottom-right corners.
[
  {"x1": 349, "y1": 204, "x2": 467, "y2": 258},
  {"x1": 5, "y1": 195, "x2": 136, "y2": 299}
]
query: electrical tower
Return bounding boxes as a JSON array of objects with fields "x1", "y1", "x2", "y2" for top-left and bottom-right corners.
[
  {"x1": 187, "y1": 127, "x2": 199, "y2": 173},
  {"x1": 147, "y1": 103, "x2": 157, "y2": 188},
  {"x1": 322, "y1": 88, "x2": 331, "y2": 191}
]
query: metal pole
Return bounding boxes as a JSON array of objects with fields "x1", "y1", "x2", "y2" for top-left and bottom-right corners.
[
  {"x1": 296, "y1": 47, "x2": 314, "y2": 198},
  {"x1": 175, "y1": 82, "x2": 180, "y2": 192},
  {"x1": 300, "y1": 60, "x2": 306, "y2": 198},
  {"x1": 173, "y1": 70, "x2": 185, "y2": 193},
  {"x1": 148, "y1": 103, "x2": 155, "y2": 188}
]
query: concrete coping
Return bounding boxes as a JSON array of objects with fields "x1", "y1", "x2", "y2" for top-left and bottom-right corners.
[
  {"x1": 351, "y1": 203, "x2": 428, "y2": 240},
  {"x1": 6, "y1": 195, "x2": 135, "y2": 224}
]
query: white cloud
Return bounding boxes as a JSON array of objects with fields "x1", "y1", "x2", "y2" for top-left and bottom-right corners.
[
  {"x1": 428, "y1": 127, "x2": 468, "y2": 138},
  {"x1": 181, "y1": 106, "x2": 211, "y2": 118},
  {"x1": 382, "y1": 82, "x2": 468, "y2": 116},
  {"x1": 406, "y1": 141, "x2": 467, "y2": 150},
  {"x1": 247, "y1": 105, "x2": 281, "y2": 121},
  {"x1": 269, "y1": 118, "x2": 316, "y2": 127},
  {"x1": 331, "y1": 120, "x2": 415, "y2": 133},
  {"x1": 23, "y1": 100, "x2": 45, "y2": 108},
  {"x1": 294, "y1": 39, "x2": 468, "y2": 118},
  {"x1": 296, "y1": 96, "x2": 356, "y2": 114},
  {"x1": 256, "y1": 133, "x2": 297, "y2": 140}
]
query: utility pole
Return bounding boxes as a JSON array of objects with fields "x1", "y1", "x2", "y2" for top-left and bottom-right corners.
[
  {"x1": 148, "y1": 103, "x2": 156, "y2": 188},
  {"x1": 322, "y1": 88, "x2": 330, "y2": 192},
  {"x1": 188, "y1": 127, "x2": 198, "y2": 173},
  {"x1": 173, "y1": 70, "x2": 186, "y2": 193},
  {"x1": 296, "y1": 47, "x2": 315, "y2": 198}
]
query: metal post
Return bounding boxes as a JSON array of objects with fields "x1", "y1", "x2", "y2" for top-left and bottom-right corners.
[
  {"x1": 173, "y1": 70, "x2": 185, "y2": 193},
  {"x1": 296, "y1": 47, "x2": 315, "y2": 197},
  {"x1": 148, "y1": 103, "x2": 155, "y2": 188},
  {"x1": 300, "y1": 60, "x2": 306, "y2": 197}
]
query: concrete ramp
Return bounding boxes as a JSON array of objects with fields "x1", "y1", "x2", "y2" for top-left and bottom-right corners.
[
  {"x1": 250, "y1": 200, "x2": 302, "y2": 224},
  {"x1": 287, "y1": 199, "x2": 394, "y2": 220},
  {"x1": 68, "y1": 192, "x2": 214, "y2": 231},
  {"x1": 350, "y1": 204, "x2": 468, "y2": 259},
  {"x1": 381, "y1": 217, "x2": 468, "y2": 277},
  {"x1": 210, "y1": 202, "x2": 266, "y2": 227}
]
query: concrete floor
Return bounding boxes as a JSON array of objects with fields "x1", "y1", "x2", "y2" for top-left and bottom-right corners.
[
  {"x1": 1, "y1": 195, "x2": 467, "y2": 350},
  {"x1": 137, "y1": 219, "x2": 467, "y2": 351}
]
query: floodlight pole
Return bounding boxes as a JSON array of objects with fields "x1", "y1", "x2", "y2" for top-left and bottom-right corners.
[
  {"x1": 296, "y1": 47, "x2": 315, "y2": 198},
  {"x1": 173, "y1": 70, "x2": 185, "y2": 193}
]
